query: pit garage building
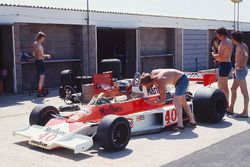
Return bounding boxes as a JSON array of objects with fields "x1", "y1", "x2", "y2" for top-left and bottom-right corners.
[{"x1": 0, "y1": 3, "x2": 250, "y2": 93}]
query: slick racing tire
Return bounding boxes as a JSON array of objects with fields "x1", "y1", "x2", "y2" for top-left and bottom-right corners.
[
  {"x1": 97, "y1": 115, "x2": 131, "y2": 151},
  {"x1": 193, "y1": 87, "x2": 227, "y2": 123},
  {"x1": 29, "y1": 105, "x2": 59, "y2": 126}
]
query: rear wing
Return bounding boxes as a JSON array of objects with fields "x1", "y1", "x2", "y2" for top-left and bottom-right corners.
[{"x1": 185, "y1": 72, "x2": 217, "y2": 86}]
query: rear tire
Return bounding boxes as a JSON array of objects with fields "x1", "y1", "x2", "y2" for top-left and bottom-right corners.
[
  {"x1": 97, "y1": 115, "x2": 131, "y2": 151},
  {"x1": 29, "y1": 105, "x2": 59, "y2": 126},
  {"x1": 193, "y1": 87, "x2": 227, "y2": 123}
]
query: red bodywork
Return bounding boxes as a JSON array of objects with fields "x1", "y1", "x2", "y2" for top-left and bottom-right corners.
[
  {"x1": 67, "y1": 95, "x2": 161, "y2": 123},
  {"x1": 67, "y1": 72, "x2": 216, "y2": 124}
]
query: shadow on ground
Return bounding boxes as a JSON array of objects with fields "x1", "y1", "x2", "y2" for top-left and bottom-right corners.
[
  {"x1": 133, "y1": 128, "x2": 199, "y2": 141},
  {"x1": 0, "y1": 89, "x2": 59, "y2": 108},
  {"x1": 197, "y1": 119, "x2": 233, "y2": 129},
  {"x1": 14, "y1": 140, "x2": 133, "y2": 161}
]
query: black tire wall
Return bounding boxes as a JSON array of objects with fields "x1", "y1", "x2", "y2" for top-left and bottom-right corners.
[{"x1": 193, "y1": 87, "x2": 227, "y2": 123}]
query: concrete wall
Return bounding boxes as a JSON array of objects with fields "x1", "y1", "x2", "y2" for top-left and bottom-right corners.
[
  {"x1": 183, "y1": 29, "x2": 209, "y2": 72},
  {"x1": 21, "y1": 61, "x2": 81, "y2": 90},
  {"x1": 174, "y1": 29, "x2": 183, "y2": 70},
  {"x1": 82, "y1": 25, "x2": 97, "y2": 76},
  {"x1": 139, "y1": 28, "x2": 175, "y2": 72}
]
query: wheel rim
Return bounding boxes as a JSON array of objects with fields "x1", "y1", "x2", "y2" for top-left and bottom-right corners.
[{"x1": 112, "y1": 123, "x2": 129, "y2": 147}]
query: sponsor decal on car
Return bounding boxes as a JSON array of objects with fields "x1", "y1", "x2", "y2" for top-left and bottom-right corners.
[
  {"x1": 127, "y1": 118, "x2": 134, "y2": 128},
  {"x1": 186, "y1": 72, "x2": 203, "y2": 79},
  {"x1": 99, "y1": 106, "x2": 123, "y2": 115},
  {"x1": 44, "y1": 127, "x2": 67, "y2": 136},
  {"x1": 30, "y1": 140, "x2": 48, "y2": 147},
  {"x1": 136, "y1": 115, "x2": 145, "y2": 121}
]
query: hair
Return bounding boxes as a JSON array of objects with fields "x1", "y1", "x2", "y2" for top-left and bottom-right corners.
[
  {"x1": 231, "y1": 31, "x2": 243, "y2": 43},
  {"x1": 140, "y1": 73, "x2": 153, "y2": 85},
  {"x1": 36, "y1": 31, "x2": 46, "y2": 40},
  {"x1": 216, "y1": 27, "x2": 227, "y2": 36}
]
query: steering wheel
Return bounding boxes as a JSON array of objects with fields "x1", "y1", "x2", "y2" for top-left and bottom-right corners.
[{"x1": 96, "y1": 97, "x2": 111, "y2": 105}]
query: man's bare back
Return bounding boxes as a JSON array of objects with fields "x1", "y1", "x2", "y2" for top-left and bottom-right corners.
[{"x1": 151, "y1": 69, "x2": 184, "y2": 86}]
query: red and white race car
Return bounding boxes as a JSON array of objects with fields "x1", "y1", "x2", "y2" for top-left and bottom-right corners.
[{"x1": 14, "y1": 72, "x2": 226, "y2": 153}]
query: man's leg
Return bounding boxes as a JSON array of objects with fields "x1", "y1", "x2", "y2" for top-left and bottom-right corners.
[
  {"x1": 218, "y1": 76, "x2": 230, "y2": 102},
  {"x1": 181, "y1": 97, "x2": 196, "y2": 124},
  {"x1": 173, "y1": 96, "x2": 184, "y2": 127},
  {"x1": 38, "y1": 74, "x2": 45, "y2": 95},
  {"x1": 228, "y1": 79, "x2": 238, "y2": 113},
  {"x1": 238, "y1": 79, "x2": 249, "y2": 116}
]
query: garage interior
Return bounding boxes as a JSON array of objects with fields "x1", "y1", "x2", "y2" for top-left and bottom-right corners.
[
  {"x1": 139, "y1": 28, "x2": 175, "y2": 72},
  {"x1": 0, "y1": 26, "x2": 14, "y2": 94},
  {"x1": 97, "y1": 28, "x2": 137, "y2": 78}
]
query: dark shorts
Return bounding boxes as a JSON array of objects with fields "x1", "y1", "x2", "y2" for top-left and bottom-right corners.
[
  {"x1": 35, "y1": 60, "x2": 45, "y2": 76},
  {"x1": 219, "y1": 62, "x2": 232, "y2": 77},
  {"x1": 175, "y1": 74, "x2": 189, "y2": 96}
]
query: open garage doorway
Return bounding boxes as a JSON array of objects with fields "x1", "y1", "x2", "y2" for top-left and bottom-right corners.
[
  {"x1": 97, "y1": 28, "x2": 136, "y2": 78},
  {"x1": 0, "y1": 25, "x2": 14, "y2": 94}
]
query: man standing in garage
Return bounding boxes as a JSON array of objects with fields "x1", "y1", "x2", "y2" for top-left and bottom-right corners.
[
  {"x1": 212, "y1": 27, "x2": 233, "y2": 113},
  {"x1": 32, "y1": 31, "x2": 51, "y2": 97}
]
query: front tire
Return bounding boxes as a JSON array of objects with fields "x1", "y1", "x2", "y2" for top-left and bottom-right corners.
[
  {"x1": 193, "y1": 87, "x2": 227, "y2": 123},
  {"x1": 29, "y1": 105, "x2": 59, "y2": 126},
  {"x1": 97, "y1": 115, "x2": 131, "y2": 151}
]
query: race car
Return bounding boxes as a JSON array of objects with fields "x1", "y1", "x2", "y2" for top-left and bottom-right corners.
[{"x1": 14, "y1": 72, "x2": 227, "y2": 154}]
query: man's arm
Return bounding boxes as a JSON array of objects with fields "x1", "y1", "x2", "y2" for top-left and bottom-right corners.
[
  {"x1": 212, "y1": 42, "x2": 225, "y2": 61},
  {"x1": 155, "y1": 84, "x2": 166, "y2": 105}
]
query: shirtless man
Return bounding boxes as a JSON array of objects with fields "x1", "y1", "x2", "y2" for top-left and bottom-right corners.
[
  {"x1": 228, "y1": 31, "x2": 249, "y2": 118},
  {"x1": 32, "y1": 31, "x2": 50, "y2": 97},
  {"x1": 212, "y1": 28, "x2": 233, "y2": 107},
  {"x1": 140, "y1": 69, "x2": 196, "y2": 130}
]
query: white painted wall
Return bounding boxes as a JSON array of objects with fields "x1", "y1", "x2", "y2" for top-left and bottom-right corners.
[{"x1": 1, "y1": 6, "x2": 250, "y2": 31}]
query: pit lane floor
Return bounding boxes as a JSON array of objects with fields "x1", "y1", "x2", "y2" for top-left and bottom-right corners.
[{"x1": 0, "y1": 72, "x2": 249, "y2": 167}]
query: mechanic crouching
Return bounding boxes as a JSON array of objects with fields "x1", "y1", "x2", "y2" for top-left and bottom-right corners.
[{"x1": 140, "y1": 69, "x2": 197, "y2": 131}]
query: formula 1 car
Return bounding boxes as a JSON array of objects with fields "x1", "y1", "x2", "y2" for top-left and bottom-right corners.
[{"x1": 14, "y1": 72, "x2": 227, "y2": 154}]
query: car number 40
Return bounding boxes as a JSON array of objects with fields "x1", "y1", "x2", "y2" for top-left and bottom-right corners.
[
  {"x1": 165, "y1": 109, "x2": 177, "y2": 125},
  {"x1": 38, "y1": 132, "x2": 57, "y2": 141}
]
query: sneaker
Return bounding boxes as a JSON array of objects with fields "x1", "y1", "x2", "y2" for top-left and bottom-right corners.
[
  {"x1": 185, "y1": 122, "x2": 197, "y2": 128},
  {"x1": 171, "y1": 125, "x2": 185, "y2": 131}
]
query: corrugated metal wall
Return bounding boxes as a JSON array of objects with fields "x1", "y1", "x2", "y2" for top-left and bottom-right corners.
[{"x1": 183, "y1": 29, "x2": 208, "y2": 71}]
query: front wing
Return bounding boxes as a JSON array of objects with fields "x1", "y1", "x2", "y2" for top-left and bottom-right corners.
[{"x1": 13, "y1": 124, "x2": 94, "y2": 154}]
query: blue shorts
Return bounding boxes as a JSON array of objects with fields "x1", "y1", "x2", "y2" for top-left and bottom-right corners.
[
  {"x1": 235, "y1": 67, "x2": 248, "y2": 80},
  {"x1": 35, "y1": 60, "x2": 45, "y2": 76},
  {"x1": 219, "y1": 62, "x2": 232, "y2": 77},
  {"x1": 175, "y1": 74, "x2": 189, "y2": 96}
]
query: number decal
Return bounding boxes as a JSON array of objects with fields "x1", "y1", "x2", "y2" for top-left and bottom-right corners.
[
  {"x1": 171, "y1": 109, "x2": 177, "y2": 122},
  {"x1": 165, "y1": 111, "x2": 171, "y2": 125},
  {"x1": 165, "y1": 109, "x2": 177, "y2": 125},
  {"x1": 38, "y1": 132, "x2": 57, "y2": 141}
]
